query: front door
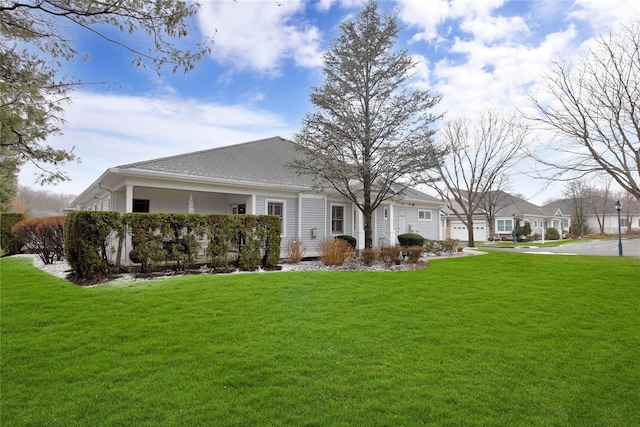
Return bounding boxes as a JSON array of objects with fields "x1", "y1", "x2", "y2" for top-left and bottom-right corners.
[{"x1": 398, "y1": 209, "x2": 407, "y2": 234}]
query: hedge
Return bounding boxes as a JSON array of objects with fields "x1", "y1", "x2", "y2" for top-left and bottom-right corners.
[
  {"x1": 398, "y1": 233, "x2": 425, "y2": 247},
  {"x1": 0, "y1": 212, "x2": 27, "y2": 255},
  {"x1": 64, "y1": 211, "x2": 124, "y2": 280},
  {"x1": 63, "y1": 212, "x2": 282, "y2": 279}
]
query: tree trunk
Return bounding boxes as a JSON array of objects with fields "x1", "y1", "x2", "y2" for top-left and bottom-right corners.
[
  {"x1": 466, "y1": 216, "x2": 475, "y2": 248},
  {"x1": 364, "y1": 210, "x2": 373, "y2": 249}
]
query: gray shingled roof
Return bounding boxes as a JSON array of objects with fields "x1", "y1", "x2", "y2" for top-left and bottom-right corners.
[
  {"x1": 115, "y1": 136, "x2": 442, "y2": 203},
  {"x1": 117, "y1": 136, "x2": 314, "y2": 188}
]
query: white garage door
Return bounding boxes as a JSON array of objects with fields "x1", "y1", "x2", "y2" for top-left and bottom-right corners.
[{"x1": 451, "y1": 220, "x2": 487, "y2": 242}]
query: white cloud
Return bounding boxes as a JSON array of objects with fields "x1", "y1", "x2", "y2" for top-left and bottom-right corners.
[
  {"x1": 197, "y1": 0, "x2": 324, "y2": 74},
  {"x1": 19, "y1": 91, "x2": 296, "y2": 195}
]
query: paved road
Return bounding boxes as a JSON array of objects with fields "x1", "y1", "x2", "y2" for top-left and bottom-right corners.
[{"x1": 478, "y1": 239, "x2": 640, "y2": 257}]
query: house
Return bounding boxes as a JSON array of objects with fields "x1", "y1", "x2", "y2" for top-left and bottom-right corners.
[
  {"x1": 441, "y1": 191, "x2": 571, "y2": 242},
  {"x1": 543, "y1": 196, "x2": 640, "y2": 235},
  {"x1": 69, "y1": 137, "x2": 445, "y2": 263}
]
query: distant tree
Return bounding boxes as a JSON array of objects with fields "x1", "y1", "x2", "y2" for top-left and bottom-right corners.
[
  {"x1": 290, "y1": 1, "x2": 442, "y2": 249},
  {"x1": 514, "y1": 218, "x2": 532, "y2": 241},
  {"x1": 564, "y1": 180, "x2": 591, "y2": 237},
  {"x1": 1, "y1": 0, "x2": 212, "y2": 188},
  {"x1": 528, "y1": 17, "x2": 640, "y2": 203},
  {"x1": 12, "y1": 186, "x2": 76, "y2": 217},
  {"x1": 477, "y1": 180, "x2": 514, "y2": 240},
  {"x1": 588, "y1": 175, "x2": 614, "y2": 234},
  {"x1": 422, "y1": 109, "x2": 529, "y2": 247}
]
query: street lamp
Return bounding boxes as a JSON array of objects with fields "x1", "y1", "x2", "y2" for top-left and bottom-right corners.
[
  {"x1": 614, "y1": 200, "x2": 623, "y2": 256},
  {"x1": 512, "y1": 213, "x2": 517, "y2": 247}
]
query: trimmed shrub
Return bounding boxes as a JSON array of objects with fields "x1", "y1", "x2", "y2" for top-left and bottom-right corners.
[
  {"x1": 398, "y1": 233, "x2": 425, "y2": 247},
  {"x1": 404, "y1": 245, "x2": 424, "y2": 263},
  {"x1": 546, "y1": 227, "x2": 560, "y2": 240},
  {"x1": 335, "y1": 235, "x2": 356, "y2": 250},
  {"x1": 0, "y1": 212, "x2": 27, "y2": 255},
  {"x1": 12, "y1": 216, "x2": 65, "y2": 264},
  {"x1": 360, "y1": 248, "x2": 376, "y2": 266},
  {"x1": 285, "y1": 237, "x2": 306, "y2": 264},
  {"x1": 318, "y1": 238, "x2": 354, "y2": 266},
  {"x1": 378, "y1": 245, "x2": 402, "y2": 267},
  {"x1": 64, "y1": 211, "x2": 124, "y2": 279}
]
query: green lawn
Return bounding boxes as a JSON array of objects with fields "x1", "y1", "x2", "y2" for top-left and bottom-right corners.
[
  {"x1": 1, "y1": 252, "x2": 639, "y2": 426},
  {"x1": 478, "y1": 238, "x2": 601, "y2": 248}
]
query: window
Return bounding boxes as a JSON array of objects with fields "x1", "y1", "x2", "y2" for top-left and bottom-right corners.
[
  {"x1": 132, "y1": 199, "x2": 150, "y2": 213},
  {"x1": 418, "y1": 210, "x2": 432, "y2": 221},
  {"x1": 620, "y1": 218, "x2": 629, "y2": 227},
  {"x1": 267, "y1": 201, "x2": 285, "y2": 235},
  {"x1": 331, "y1": 205, "x2": 344, "y2": 234},
  {"x1": 497, "y1": 219, "x2": 513, "y2": 232}
]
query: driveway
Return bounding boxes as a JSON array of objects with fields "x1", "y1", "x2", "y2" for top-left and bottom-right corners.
[{"x1": 478, "y1": 239, "x2": 640, "y2": 257}]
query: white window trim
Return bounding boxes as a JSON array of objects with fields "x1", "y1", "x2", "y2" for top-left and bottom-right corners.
[
  {"x1": 266, "y1": 199, "x2": 286, "y2": 237},
  {"x1": 330, "y1": 203, "x2": 346, "y2": 235},
  {"x1": 418, "y1": 209, "x2": 432, "y2": 221},
  {"x1": 497, "y1": 219, "x2": 513, "y2": 232}
]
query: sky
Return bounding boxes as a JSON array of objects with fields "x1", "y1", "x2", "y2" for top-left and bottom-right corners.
[{"x1": 17, "y1": 0, "x2": 639, "y2": 204}]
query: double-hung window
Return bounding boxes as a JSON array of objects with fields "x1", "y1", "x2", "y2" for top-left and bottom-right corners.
[
  {"x1": 497, "y1": 219, "x2": 513, "y2": 232},
  {"x1": 418, "y1": 210, "x2": 432, "y2": 221},
  {"x1": 331, "y1": 205, "x2": 344, "y2": 234},
  {"x1": 267, "y1": 201, "x2": 285, "y2": 235}
]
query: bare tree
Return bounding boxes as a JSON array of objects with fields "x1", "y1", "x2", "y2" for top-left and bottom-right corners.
[
  {"x1": 587, "y1": 174, "x2": 614, "y2": 234},
  {"x1": 290, "y1": 1, "x2": 442, "y2": 249},
  {"x1": 477, "y1": 179, "x2": 514, "y2": 239},
  {"x1": 563, "y1": 180, "x2": 591, "y2": 237},
  {"x1": 528, "y1": 17, "x2": 640, "y2": 202},
  {"x1": 422, "y1": 109, "x2": 529, "y2": 247}
]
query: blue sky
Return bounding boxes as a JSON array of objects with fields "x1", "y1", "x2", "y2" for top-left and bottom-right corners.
[{"x1": 18, "y1": 0, "x2": 638, "y2": 204}]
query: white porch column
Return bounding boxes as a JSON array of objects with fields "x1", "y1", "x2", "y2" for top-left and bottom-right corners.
[
  {"x1": 355, "y1": 206, "x2": 365, "y2": 250},
  {"x1": 389, "y1": 204, "x2": 396, "y2": 245},
  {"x1": 125, "y1": 185, "x2": 134, "y2": 213},
  {"x1": 298, "y1": 193, "x2": 303, "y2": 238}
]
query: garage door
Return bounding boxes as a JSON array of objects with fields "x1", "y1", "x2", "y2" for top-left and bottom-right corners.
[{"x1": 451, "y1": 220, "x2": 487, "y2": 242}]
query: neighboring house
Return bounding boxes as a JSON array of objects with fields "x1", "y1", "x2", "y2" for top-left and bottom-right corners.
[
  {"x1": 441, "y1": 191, "x2": 571, "y2": 242},
  {"x1": 543, "y1": 197, "x2": 640, "y2": 235},
  {"x1": 69, "y1": 136, "x2": 445, "y2": 263}
]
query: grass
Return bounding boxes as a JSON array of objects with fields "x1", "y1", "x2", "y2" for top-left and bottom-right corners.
[
  {"x1": 1, "y1": 252, "x2": 639, "y2": 426},
  {"x1": 480, "y1": 238, "x2": 601, "y2": 248}
]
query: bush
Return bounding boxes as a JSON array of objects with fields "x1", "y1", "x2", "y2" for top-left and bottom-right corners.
[
  {"x1": 12, "y1": 216, "x2": 65, "y2": 264},
  {"x1": 360, "y1": 248, "x2": 376, "y2": 266},
  {"x1": 441, "y1": 238, "x2": 459, "y2": 253},
  {"x1": 546, "y1": 227, "x2": 560, "y2": 240},
  {"x1": 65, "y1": 211, "x2": 124, "y2": 280},
  {"x1": 398, "y1": 233, "x2": 424, "y2": 247},
  {"x1": 404, "y1": 245, "x2": 424, "y2": 263},
  {"x1": 378, "y1": 245, "x2": 402, "y2": 267},
  {"x1": 318, "y1": 238, "x2": 354, "y2": 266},
  {"x1": 285, "y1": 237, "x2": 306, "y2": 264},
  {"x1": 335, "y1": 235, "x2": 356, "y2": 250},
  {"x1": 0, "y1": 212, "x2": 27, "y2": 255}
]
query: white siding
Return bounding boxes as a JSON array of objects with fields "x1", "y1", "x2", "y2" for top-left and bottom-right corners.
[
  {"x1": 394, "y1": 206, "x2": 440, "y2": 240},
  {"x1": 301, "y1": 196, "x2": 326, "y2": 255}
]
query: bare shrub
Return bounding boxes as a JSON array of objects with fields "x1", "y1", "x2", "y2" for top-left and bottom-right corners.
[
  {"x1": 12, "y1": 216, "x2": 65, "y2": 264},
  {"x1": 404, "y1": 245, "x2": 424, "y2": 263},
  {"x1": 377, "y1": 245, "x2": 402, "y2": 267},
  {"x1": 360, "y1": 248, "x2": 377, "y2": 266},
  {"x1": 285, "y1": 237, "x2": 306, "y2": 264},
  {"x1": 318, "y1": 238, "x2": 354, "y2": 266}
]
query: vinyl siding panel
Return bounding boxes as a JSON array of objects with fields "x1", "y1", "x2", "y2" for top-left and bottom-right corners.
[{"x1": 301, "y1": 196, "x2": 325, "y2": 254}]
